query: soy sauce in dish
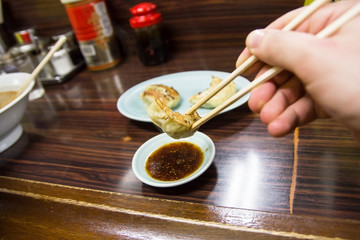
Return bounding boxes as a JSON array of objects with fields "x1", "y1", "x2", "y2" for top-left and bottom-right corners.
[{"x1": 145, "y1": 142, "x2": 204, "y2": 181}]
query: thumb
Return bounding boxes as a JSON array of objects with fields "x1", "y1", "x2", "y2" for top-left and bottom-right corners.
[{"x1": 246, "y1": 29, "x2": 321, "y2": 76}]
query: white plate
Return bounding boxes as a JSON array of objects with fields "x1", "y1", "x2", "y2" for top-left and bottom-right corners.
[
  {"x1": 117, "y1": 70, "x2": 250, "y2": 122},
  {"x1": 132, "y1": 132, "x2": 215, "y2": 187}
]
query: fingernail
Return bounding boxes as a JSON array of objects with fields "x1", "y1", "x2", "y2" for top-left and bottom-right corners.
[{"x1": 247, "y1": 29, "x2": 265, "y2": 50}]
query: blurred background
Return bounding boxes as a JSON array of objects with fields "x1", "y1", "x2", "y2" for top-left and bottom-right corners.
[{"x1": 0, "y1": 0, "x2": 304, "y2": 64}]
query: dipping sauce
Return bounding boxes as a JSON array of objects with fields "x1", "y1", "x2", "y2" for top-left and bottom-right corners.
[{"x1": 145, "y1": 141, "x2": 204, "y2": 181}]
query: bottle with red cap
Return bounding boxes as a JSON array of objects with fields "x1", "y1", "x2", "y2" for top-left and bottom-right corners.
[{"x1": 129, "y1": 2, "x2": 170, "y2": 66}]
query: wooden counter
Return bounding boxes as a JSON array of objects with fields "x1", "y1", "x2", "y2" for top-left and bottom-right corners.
[
  {"x1": 1, "y1": 0, "x2": 360, "y2": 239},
  {"x1": 1, "y1": 47, "x2": 360, "y2": 239}
]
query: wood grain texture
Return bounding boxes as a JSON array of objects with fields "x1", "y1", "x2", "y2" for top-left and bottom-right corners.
[
  {"x1": 1, "y1": 0, "x2": 360, "y2": 238},
  {"x1": 0, "y1": 48, "x2": 359, "y2": 221},
  {"x1": 1, "y1": 176, "x2": 359, "y2": 239}
]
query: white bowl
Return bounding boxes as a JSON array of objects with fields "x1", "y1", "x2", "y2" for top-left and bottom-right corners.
[
  {"x1": 132, "y1": 132, "x2": 216, "y2": 187},
  {"x1": 0, "y1": 73, "x2": 35, "y2": 153}
]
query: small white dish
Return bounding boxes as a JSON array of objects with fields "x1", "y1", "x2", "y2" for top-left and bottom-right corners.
[
  {"x1": 117, "y1": 70, "x2": 250, "y2": 122},
  {"x1": 132, "y1": 132, "x2": 215, "y2": 187}
]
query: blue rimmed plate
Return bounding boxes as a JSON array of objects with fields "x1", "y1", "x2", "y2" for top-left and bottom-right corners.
[{"x1": 117, "y1": 70, "x2": 250, "y2": 122}]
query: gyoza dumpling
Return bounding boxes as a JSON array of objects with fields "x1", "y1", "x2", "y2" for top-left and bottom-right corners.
[
  {"x1": 146, "y1": 98, "x2": 200, "y2": 139},
  {"x1": 189, "y1": 76, "x2": 237, "y2": 108},
  {"x1": 141, "y1": 84, "x2": 180, "y2": 109}
]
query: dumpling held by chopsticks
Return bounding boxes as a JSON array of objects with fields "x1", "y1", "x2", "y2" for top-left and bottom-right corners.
[
  {"x1": 189, "y1": 76, "x2": 237, "y2": 108},
  {"x1": 146, "y1": 98, "x2": 200, "y2": 139},
  {"x1": 140, "y1": 83, "x2": 200, "y2": 139}
]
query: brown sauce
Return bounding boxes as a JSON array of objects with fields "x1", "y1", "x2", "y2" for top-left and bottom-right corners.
[
  {"x1": 145, "y1": 141, "x2": 204, "y2": 181},
  {"x1": 0, "y1": 91, "x2": 17, "y2": 109}
]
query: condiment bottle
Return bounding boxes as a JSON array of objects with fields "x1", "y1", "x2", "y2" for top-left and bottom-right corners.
[
  {"x1": 129, "y1": 2, "x2": 170, "y2": 66},
  {"x1": 60, "y1": 0, "x2": 121, "y2": 71}
]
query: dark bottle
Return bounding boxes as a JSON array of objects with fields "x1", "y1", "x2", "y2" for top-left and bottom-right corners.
[{"x1": 129, "y1": 2, "x2": 170, "y2": 66}]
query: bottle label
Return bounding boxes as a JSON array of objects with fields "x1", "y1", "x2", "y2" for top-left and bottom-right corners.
[
  {"x1": 79, "y1": 43, "x2": 96, "y2": 57},
  {"x1": 65, "y1": 0, "x2": 114, "y2": 41},
  {"x1": 63, "y1": 0, "x2": 121, "y2": 70},
  {"x1": 93, "y1": 2, "x2": 113, "y2": 37}
]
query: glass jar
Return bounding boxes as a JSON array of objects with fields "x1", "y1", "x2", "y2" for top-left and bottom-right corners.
[{"x1": 129, "y1": 2, "x2": 170, "y2": 66}]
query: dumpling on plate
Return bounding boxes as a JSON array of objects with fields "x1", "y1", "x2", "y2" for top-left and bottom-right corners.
[
  {"x1": 146, "y1": 98, "x2": 200, "y2": 139},
  {"x1": 189, "y1": 76, "x2": 237, "y2": 108},
  {"x1": 140, "y1": 84, "x2": 180, "y2": 109}
]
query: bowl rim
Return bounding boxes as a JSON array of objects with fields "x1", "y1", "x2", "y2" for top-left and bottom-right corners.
[
  {"x1": 0, "y1": 72, "x2": 35, "y2": 114},
  {"x1": 132, "y1": 131, "x2": 216, "y2": 188}
]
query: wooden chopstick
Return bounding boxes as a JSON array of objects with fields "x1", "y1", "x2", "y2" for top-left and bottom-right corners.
[
  {"x1": 185, "y1": 0, "x2": 329, "y2": 115},
  {"x1": 191, "y1": 1, "x2": 360, "y2": 130},
  {"x1": 11, "y1": 36, "x2": 67, "y2": 101}
]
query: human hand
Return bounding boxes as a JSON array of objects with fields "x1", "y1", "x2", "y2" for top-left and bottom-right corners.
[{"x1": 236, "y1": 0, "x2": 360, "y2": 142}]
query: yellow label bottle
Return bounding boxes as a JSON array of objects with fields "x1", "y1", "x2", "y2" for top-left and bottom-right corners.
[
  {"x1": 305, "y1": 0, "x2": 338, "y2": 6},
  {"x1": 304, "y1": 0, "x2": 314, "y2": 5}
]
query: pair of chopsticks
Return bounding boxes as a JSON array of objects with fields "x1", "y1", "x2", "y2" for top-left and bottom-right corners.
[{"x1": 188, "y1": 0, "x2": 360, "y2": 130}]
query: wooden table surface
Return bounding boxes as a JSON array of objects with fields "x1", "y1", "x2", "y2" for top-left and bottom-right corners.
[{"x1": 1, "y1": 8, "x2": 360, "y2": 238}]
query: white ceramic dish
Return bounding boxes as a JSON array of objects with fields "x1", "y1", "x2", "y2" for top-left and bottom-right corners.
[
  {"x1": 132, "y1": 132, "x2": 215, "y2": 187},
  {"x1": 0, "y1": 73, "x2": 35, "y2": 153},
  {"x1": 117, "y1": 70, "x2": 250, "y2": 122}
]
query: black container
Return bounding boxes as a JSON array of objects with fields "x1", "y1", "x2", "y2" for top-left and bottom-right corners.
[{"x1": 129, "y1": 2, "x2": 170, "y2": 66}]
